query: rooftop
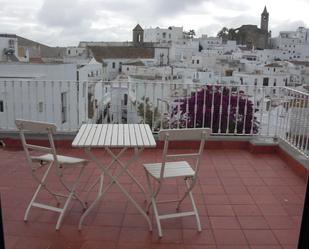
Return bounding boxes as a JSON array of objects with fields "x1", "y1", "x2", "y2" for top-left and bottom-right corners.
[{"x1": 0, "y1": 142, "x2": 305, "y2": 249}]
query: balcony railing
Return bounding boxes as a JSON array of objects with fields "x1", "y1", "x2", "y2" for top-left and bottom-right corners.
[{"x1": 0, "y1": 80, "x2": 308, "y2": 158}]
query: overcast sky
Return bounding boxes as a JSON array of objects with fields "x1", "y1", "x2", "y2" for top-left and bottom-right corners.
[{"x1": 1, "y1": 0, "x2": 309, "y2": 47}]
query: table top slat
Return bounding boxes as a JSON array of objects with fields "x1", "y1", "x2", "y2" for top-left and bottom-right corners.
[
  {"x1": 84, "y1": 124, "x2": 98, "y2": 146},
  {"x1": 111, "y1": 124, "x2": 119, "y2": 146},
  {"x1": 123, "y1": 125, "x2": 130, "y2": 146},
  {"x1": 138, "y1": 124, "x2": 150, "y2": 146},
  {"x1": 76, "y1": 124, "x2": 93, "y2": 146},
  {"x1": 143, "y1": 124, "x2": 156, "y2": 146},
  {"x1": 134, "y1": 124, "x2": 144, "y2": 147},
  {"x1": 72, "y1": 124, "x2": 87, "y2": 146},
  {"x1": 129, "y1": 124, "x2": 137, "y2": 146},
  {"x1": 91, "y1": 124, "x2": 103, "y2": 146},
  {"x1": 97, "y1": 124, "x2": 108, "y2": 146},
  {"x1": 117, "y1": 124, "x2": 124, "y2": 146},
  {"x1": 104, "y1": 124, "x2": 114, "y2": 146}
]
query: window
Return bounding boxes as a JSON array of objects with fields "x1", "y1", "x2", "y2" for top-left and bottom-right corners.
[
  {"x1": 273, "y1": 79, "x2": 277, "y2": 86},
  {"x1": 0, "y1": 100, "x2": 3, "y2": 112},
  {"x1": 112, "y1": 62, "x2": 116, "y2": 69},
  {"x1": 254, "y1": 79, "x2": 258, "y2": 86},
  {"x1": 38, "y1": 102, "x2": 43, "y2": 113},
  {"x1": 273, "y1": 68, "x2": 276, "y2": 72},
  {"x1": 61, "y1": 92, "x2": 67, "y2": 123},
  {"x1": 197, "y1": 60, "x2": 199, "y2": 64},
  {"x1": 263, "y1": 77, "x2": 269, "y2": 86},
  {"x1": 124, "y1": 94, "x2": 128, "y2": 106},
  {"x1": 162, "y1": 32, "x2": 166, "y2": 38}
]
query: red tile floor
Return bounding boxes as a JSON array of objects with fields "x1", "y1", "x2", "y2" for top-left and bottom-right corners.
[{"x1": 0, "y1": 147, "x2": 305, "y2": 249}]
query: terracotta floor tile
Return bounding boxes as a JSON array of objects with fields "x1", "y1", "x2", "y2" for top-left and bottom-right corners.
[
  {"x1": 272, "y1": 229, "x2": 299, "y2": 245},
  {"x1": 238, "y1": 216, "x2": 269, "y2": 229},
  {"x1": 151, "y1": 244, "x2": 185, "y2": 249},
  {"x1": 183, "y1": 245, "x2": 217, "y2": 249},
  {"x1": 206, "y1": 205, "x2": 235, "y2": 216},
  {"x1": 258, "y1": 204, "x2": 289, "y2": 216},
  {"x1": 223, "y1": 186, "x2": 248, "y2": 195},
  {"x1": 232, "y1": 205, "x2": 262, "y2": 216},
  {"x1": 243, "y1": 230, "x2": 278, "y2": 245},
  {"x1": 93, "y1": 213, "x2": 124, "y2": 227},
  {"x1": 118, "y1": 228, "x2": 152, "y2": 243},
  {"x1": 250, "y1": 246, "x2": 283, "y2": 249},
  {"x1": 117, "y1": 242, "x2": 151, "y2": 249},
  {"x1": 264, "y1": 216, "x2": 298, "y2": 229},
  {"x1": 182, "y1": 229, "x2": 216, "y2": 245},
  {"x1": 204, "y1": 194, "x2": 230, "y2": 205},
  {"x1": 152, "y1": 229, "x2": 183, "y2": 243},
  {"x1": 212, "y1": 229, "x2": 247, "y2": 245},
  {"x1": 217, "y1": 246, "x2": 250, "y2": 249},
  {"x1": 242, "y1": 178, "x2": 265, "y2": 187},
  {"x1": 228, "y1": 195, "x2": 255, "y2": 205},
  {"x1": 210, "y1": 217, "x2": 240, "y2": 229},
  {"x1": 82, "y1": 241, "x2": 116, "y2": 249},
  {"x1": 251, "y1": 194, "x2": 280, "y2": 205}
]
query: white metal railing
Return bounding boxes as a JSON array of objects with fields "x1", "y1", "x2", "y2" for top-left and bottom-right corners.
[{"x1": 0, "y1": 80, "x2": 308, "y2": 158}]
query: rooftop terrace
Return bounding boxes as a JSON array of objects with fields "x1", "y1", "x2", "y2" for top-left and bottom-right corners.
[{"x1": 0, "y1": 143, "x2": 305, "y2": 249}]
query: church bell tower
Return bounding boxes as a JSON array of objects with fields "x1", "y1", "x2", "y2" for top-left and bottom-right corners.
[{"x1": 261, "y1": 6, "x2": 269, "y2": 32}]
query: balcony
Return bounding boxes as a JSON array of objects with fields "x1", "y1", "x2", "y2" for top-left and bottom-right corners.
[
  {"x1": 0, "y1": 143, "x2": 306, "y2": 248},
  {"x1": 0, "y1": 80, "x2": 308, "y2": 248}
]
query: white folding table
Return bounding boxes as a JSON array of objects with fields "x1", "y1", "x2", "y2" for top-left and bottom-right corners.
[{"x1": 72, "y1": 123, "x2": 156, "y2": 230}]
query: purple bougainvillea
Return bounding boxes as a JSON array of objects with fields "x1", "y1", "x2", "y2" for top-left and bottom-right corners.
[{"x1": 173, "y1": 86, "x2": 258, "y2": 134}]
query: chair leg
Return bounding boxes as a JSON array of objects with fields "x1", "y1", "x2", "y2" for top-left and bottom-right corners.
[
  {"x1": 56, "y1": 165, "x2": 86, "y2": 230},
  {"x1": 185, "y1": 179, "x2": 201, "y2": 232},
  {"x1": 151, "y1": 196, "x2": 163, "y2": 238},
  {"x1": 145, "y1": 171, "x2": 163, "y2": 237},
  {"x1": 59, "y1": 165, "x2": 86, "y2": 210},
  {"x1": 24, "y1": 162, "x2": 54, "y2": 221}
]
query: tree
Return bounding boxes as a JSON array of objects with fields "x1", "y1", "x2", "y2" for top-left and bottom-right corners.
[
  {"x1": 217, "y1": 27, "x2": 237, "y2": 42},
  {"x1": 184, "y1": 29, "x2": 196, "y2": 39},
  {"x1": 137, "y1": 97, "x2": 160, "y2": 129},
  {"x1": 172, "y1": 86, "x2": 258, "y2": 134},
  {"x1": 217, "y1": 27, "x2": 229, "y2": 40}
]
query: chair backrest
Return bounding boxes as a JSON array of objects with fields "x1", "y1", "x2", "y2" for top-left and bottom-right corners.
[
  {"x1": 158, "y1": 128, "x2": 211, "y2": 180},
  {"x1": 15, "y1": 119, "x2": 58, "y2": 168},
  {"x1": 158, "y1": 128, "x2": 211, "y2": 141}
]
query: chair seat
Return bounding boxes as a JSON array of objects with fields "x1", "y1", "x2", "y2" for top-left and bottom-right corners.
[
  {"x1": 143, "y1": 161, "x2": 195, "y2": 179},
  {"x1": 31, "y1": 154, "x2": 87, "y2": 165}
]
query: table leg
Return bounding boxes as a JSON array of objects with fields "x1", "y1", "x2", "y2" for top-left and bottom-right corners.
[
  {"x1": 79, "y1": 147, "x2": 152, "y2": 231},
  {"x1": 105, "y1": 147, "x2": 147, "y2": 197}
]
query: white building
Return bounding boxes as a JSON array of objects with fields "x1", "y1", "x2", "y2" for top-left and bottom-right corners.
[
  {"x1": 0, "y1": 61, "x2": 103, "y2": 131},
  {"x1": 144, "y1": 26, "x2": 184, "y2": 43},
  {"x1": 0, "y1": 34, "x2": 26, "y2": 62}
]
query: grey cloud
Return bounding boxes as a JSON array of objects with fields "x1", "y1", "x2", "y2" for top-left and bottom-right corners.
[
  {"x1": 37, "y1": 0, "x2": 96, "y2": 28},
  {"x1": 271, "y1": 20, "x2": 307, "y2": 37},
  {"x1": 214, "y1": 14, "x2": 260, "y2": 29}
]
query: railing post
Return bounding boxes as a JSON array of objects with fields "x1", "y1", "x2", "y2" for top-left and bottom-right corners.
[
  {"x1": 298, "y1": 174, "x2": 309, "y2": 249},
  {"x1": 0, "y1": 195, "x2": 5, "y2": 249}
]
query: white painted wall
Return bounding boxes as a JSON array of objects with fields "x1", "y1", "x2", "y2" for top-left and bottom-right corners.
[
  {"x1": 144, "y1": 26, "x2": 183, "y2": 43},
  {"x1": 0, "y1": 63, "x2": 92, "y2": 131}
]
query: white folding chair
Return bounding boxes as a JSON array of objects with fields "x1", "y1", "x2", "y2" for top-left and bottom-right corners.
[
  {"x1": 15, "y1": 119, "x2": 88, "y2": 230},
  {"x1": 143, "y1": 128, "x2": 211, "y2": 237}
]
